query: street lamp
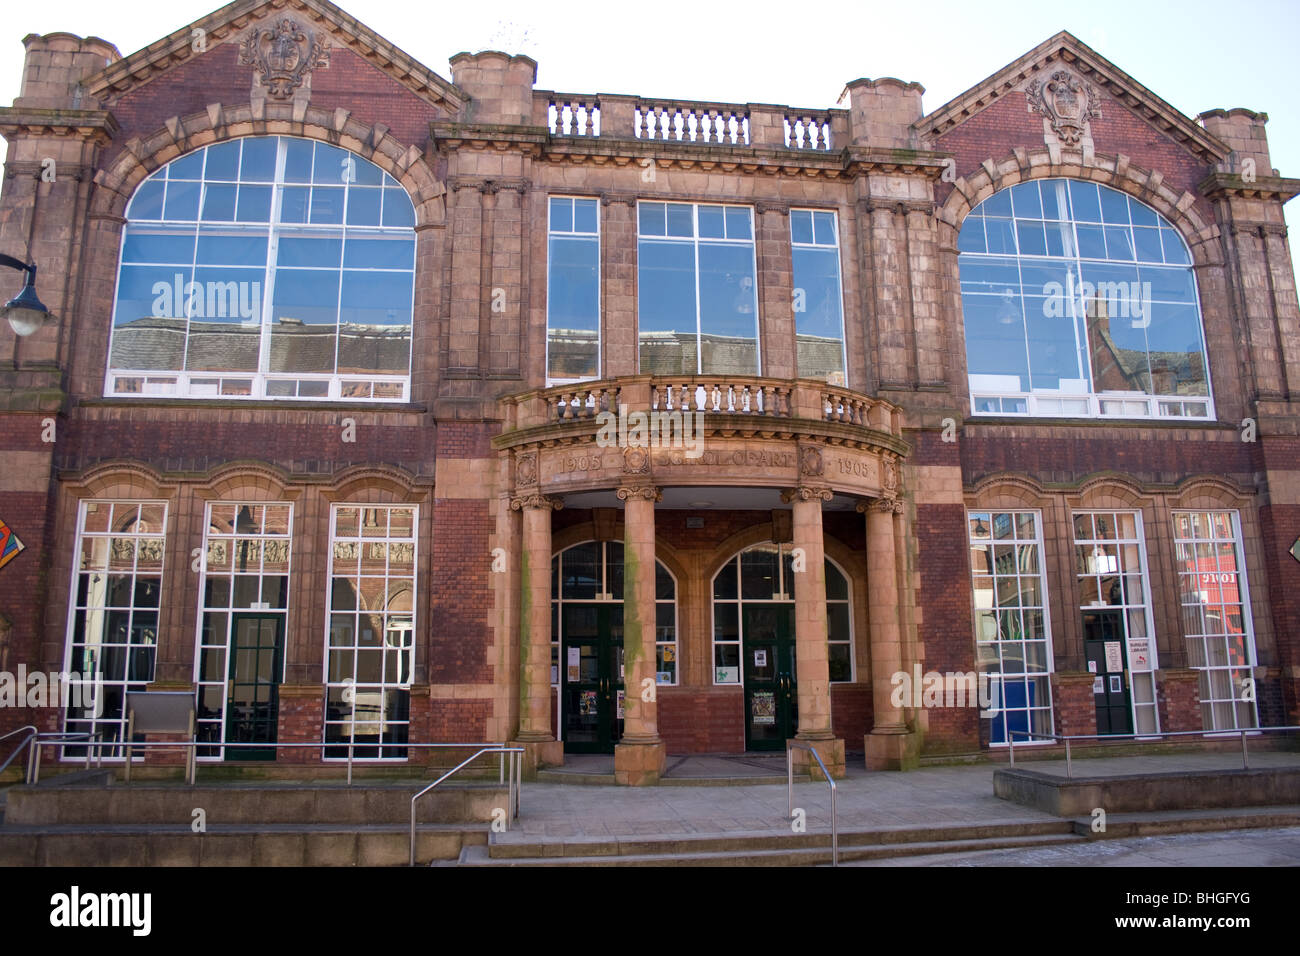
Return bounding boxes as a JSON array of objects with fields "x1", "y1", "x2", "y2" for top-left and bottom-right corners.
[{"x1": 0, "y1": 253, "x2": 53, "y2": 337}]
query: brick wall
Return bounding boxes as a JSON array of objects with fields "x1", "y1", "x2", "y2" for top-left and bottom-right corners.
[{"x1": 657, "y1": 686, "x2": 743, "y2": 753}]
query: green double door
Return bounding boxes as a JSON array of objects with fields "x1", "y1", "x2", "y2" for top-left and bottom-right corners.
[
  {"x1": 225, "y1": 614, "x2": 284, "y2": 759},
  {"x1": 1083, "y1": 609, "x2": 1133, "y2": 736},
  {"x1": 743, "y1": 605, "x2": 798, "y2": 751},
  {"x1": 561, "y1": 604, "x2": 624, "y2": 753}
]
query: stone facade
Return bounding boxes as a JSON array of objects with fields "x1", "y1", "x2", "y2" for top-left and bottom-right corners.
[{"x1": 0, "y1": 4, "x2": 1297, "y2": 783}]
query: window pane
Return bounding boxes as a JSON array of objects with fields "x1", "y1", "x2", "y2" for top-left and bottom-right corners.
[
  {"x1": 638, "y1": 239, "x2": 697, "y2": 375},
  {"x1": 548, "y1": 232, "x2": 600, "y2": 380},
  {"x1": 698, "y1": 241, "x2": 757, "y2": 374}
]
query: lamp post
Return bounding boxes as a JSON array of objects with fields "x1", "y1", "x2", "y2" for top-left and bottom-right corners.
[{"x1": 0, "y1": 253, "x2": 53, "y2": 337}]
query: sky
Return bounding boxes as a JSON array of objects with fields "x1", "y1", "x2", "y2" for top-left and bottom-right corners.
[{"x1": 2, "y1": 0, "x2": 1299, "y2": 239}]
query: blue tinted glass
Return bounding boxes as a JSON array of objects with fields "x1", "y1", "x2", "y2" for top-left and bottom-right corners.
[
  {"x1": 812, "y1": 211, "x2": 835, "y2": 245},
  {"x1": 122, "y1": 227, "x2": 195, "y2": 265},
  {"x1": 698, "y1": 206, "x2": 725, "y2": 238},
  {"x1": 346, "y1": 187, "x2": 381, "y2": 226},
  {"x1": 340, "y1": 269, "x2": 413, "y2": 325},
  {"x1": 1016, "y1": 220, "x2": 1047, "y2": 257},
  {"x1": 284, "y1": 139, "x2": 314, "y2": 183},
  {"x1": 1160, "y1": 228, "x2": 1191, "y2": 265},
  {"x1": 1133, "y1": 227, "x2": 1163, "y2": 262},
  {"x1": 962, "y1": 293, "x2": 1027, "y2": 386},
  {"x1": 666, "y1": 203, "x2": 693, "y2": 237},
  {"x1": 188, "y1": 266, "x2": 265, "y2": 323},
  {"x1": 202, "y1": 184, "x2": 237, "y2": 221},
  {"x1": 110, "y1": 265, "x2": 190, "y2": 370},
  {"x1": 638, "y1": 239, "x2": 697, "y2": 374},
  {"x1": 638, "y1": 202, "x2": 665, "y2": 236},
  {"x1": 959, "y1": 256, "x2": 1021, "y2": 295},
  {"x1": 272, "y1": 269, "x2": 340, "y2": 326},
  {"x1": 310, "y1": 187, "x2": 345, "y2": 224},
  {"x1": 164, "y1": 180, "x2": 201, "y2": 220},
  {"x1": 981, "y1": 190, "x2": 1013, "y2": 217},
  {"x1": 573, "y1": 199, "x2": 598, "y2": 234},
  {"x1": 792, "y1": 246, "x2": 843, "y2": 339},
  {"x1": 985, "y1": 218, "x2": 1016, "y2": 255},
  {"x1": 726, "y1": 207, "x2": 753, "y2": 240},
  {"x1": 698, "y1": 241, "x2": 758, "y2": 365},
  {"x1": 351, "y1": 157, "x2": 382, "y2": 187},
  {"x1": 1076, "y1": 224, "x2": 1106, "y2": 259},
  {"x1": 314, "y1": 143, "x2": 352, "y2": 185},
  {"x1": 1099, "y1": 187, "x2": 1130, "y2": 224},
  {"x1": 1129, "y1": 199, "x2": 1158, "y2": 227},
  {"x1": 343, "y1": 238, "x2": 415, "y2": 270},
  {"x1": 1104, "y1": 226, "x2": 1134, "y2": 261},
  {"x1": 957, "y1": 219, "x2": 985, "y2": 253},
  {"x1": 1040, "y1": 180, "x2": 1067, "y2": 220},
  {"x1": 790, "y1": 210, "x2": 813, "y2": 245},
  {"x1": 169, "y1": 152, "x2": 205, "y2": 181},
  {"x1": 1018, "y1": 260, "x2": 1073, "y2": 294},
  {"x1": 128, "y1": 180, "x2": 166, "y2": 220},
  {"x1": 1044, "y1": 221, "x2": 1068, "y2": 257},
  {"x1": 551, "y1": 197, "x2": 573, "y2": 232},
  {"x1": 1140, "y1": 265, "x2": 1196, "y2": 301},
  {"x1": 236, "y1": 185, "x2": 272, "y2": 222},
  {"x1": 1145, "y1": 303, "x2": 1208, "y2": 394},
  {"x1": 277, "y1": 236, "x2": 342, "y2": 268},
  {"x1": 240, "y1": 138, "x2": 277, "y2": 182},
  {"x1": 548, "y1": 236, "x2": 599, "y2": 331},
  {"x1": 197, "y1": 230, "x2": 267, "y2": 266},
  {"x1": 1025, "y1": 300, "x2": 1086, "y2": 390},
  {"x1": 280, "y1": 186, "x2": 310, "y2": 223},
  {"x1": 204, "y1": 142, "x2": 241, "y2": 181},
  {"x1": 1010, "y1": 182, "x2": 1042, "y2": 219},
  {"x1": 1069, "y1": 181, "x2": 1102, "y2": 222},
  {"x1": 381, "y1": 188, "x2": 415, "y2": 228}
]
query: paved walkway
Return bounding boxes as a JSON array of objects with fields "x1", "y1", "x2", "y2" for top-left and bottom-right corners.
[{"x1": 511, "y1": 751, "x2": 1300, "y2": 839}]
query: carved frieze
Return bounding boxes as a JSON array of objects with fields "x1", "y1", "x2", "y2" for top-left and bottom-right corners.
[{"x1": 240, "y1": 18, "x2": 331, "y2": 100}]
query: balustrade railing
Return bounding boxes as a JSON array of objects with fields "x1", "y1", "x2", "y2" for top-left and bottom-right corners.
[
  {"x1": 785, "y1": 111, "x2": 834, "y2": 150},
  {"x1": 635, "y1": 100, "x2": 750, "y2": 145},
  {"x1": 649, "y1": 378, "x2": 790, "y2": 417},
  {"x1": 548, "y1": 94, "x2": 601, "y2": 136}
]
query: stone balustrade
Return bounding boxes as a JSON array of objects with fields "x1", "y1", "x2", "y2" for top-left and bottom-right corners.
[{"x1": 503, "y1": 376, "x2": 903, "y2": 437}]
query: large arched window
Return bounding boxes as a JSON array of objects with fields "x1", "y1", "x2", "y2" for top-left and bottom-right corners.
[
  {"x1": 107, "y1": 136, "x2": 416, "y2": 402},
  {"x1": 958, "y1": 178, "x2": 1211, "y2": 419}
]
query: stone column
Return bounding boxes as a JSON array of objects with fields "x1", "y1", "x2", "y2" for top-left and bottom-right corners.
[
  {"x1": 509, "y1": 492, "x2": 563, "y2": 774},
  {"x1": 614, "y1": 484, "x2": 666, "y2": 785},
  {"x1": 861, "y1": 496, "x2": 919, "y2": 769},
  {"x1": 781, "y1": 483, "x2": 845, "y2": 779}
]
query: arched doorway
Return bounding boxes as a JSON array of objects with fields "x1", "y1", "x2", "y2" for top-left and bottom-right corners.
[
  {"x1": 550, "y1": 540, "x2": 677, "y2": 753},
  {"x1": 712, "y1": 542, "x2": 853, "y2": 751}
]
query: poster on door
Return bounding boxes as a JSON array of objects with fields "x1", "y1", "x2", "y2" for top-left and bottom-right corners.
[
  {"x1": 1103, "y1": 641, "x2": 1124, "y2": 672},
  {"x1": 567, "y1": 647, "x2": 580, "y2": 683},
  {"x1": 616, "y1": 690, "x2": 625, "y2": 719},
  {"x1": 752, "y1": 691, "x2": 776, "y2": 725},
  {"x1": 578, "y1": 690, "x2": 597, "y2": 715},
  {"x1": 753, "y1": 649, "x2": 767, "y2": 668}
]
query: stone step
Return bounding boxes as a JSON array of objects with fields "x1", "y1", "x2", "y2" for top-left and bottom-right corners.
[
  {"x1": 0, "y1": 822, "x2": 487, "y2": 866},
  {"x1": 459, "y1": 832, "x2": 1086, "y2": 866},
  {"x1": 1069, "y1": 805, "x2": 1300, "y2": 838},
  {"x1": 5, "y1": 783, "x2": 509, "y2": 826}
]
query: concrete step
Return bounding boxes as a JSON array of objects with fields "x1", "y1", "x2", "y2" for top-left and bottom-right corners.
[
  {"x1": 1069, "y1": 805, "x2": 1300, "y2": 838},
  {"x1": 0, "y1": 822, "x2": 488, "y2": 866},
  {"x1": 459, "y1": 832, "x2": 1086, "y2": 866},
  {"x1": 5, "y1": 783, "x2": 509, "y2": 826}
]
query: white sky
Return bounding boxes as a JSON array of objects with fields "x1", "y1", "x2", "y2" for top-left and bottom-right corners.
[{"x1": 3, "y1": 0, "x2": 1299, "y2": 236}]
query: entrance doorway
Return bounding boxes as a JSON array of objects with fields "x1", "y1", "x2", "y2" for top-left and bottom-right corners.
[
  {"x1": 743, "y1": 604, "x2": 797, "y2": 750},
  {"x1": 225, "y1": 614, "x2": 284, "y2": 759},
  {"x1": 561, "y1": 604, "x2": 624, "y2": 753},
  {"x1": 1083, "y1": 610, "x2": 1132, "y2": 735}
]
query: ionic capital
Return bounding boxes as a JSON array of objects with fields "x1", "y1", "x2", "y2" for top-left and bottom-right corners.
[
  {"x1": 780, "y1": 485, "x2": 834, "y2": 503},
  {"x1": 616, "y1": 485, "x2": 662, "y2": 502},
  {"x1": 858, "y1": 496, "x2": 904, "y2": 515},
  {"x1": 510, "y1": 493, "x2": 564, "y2": 512}
]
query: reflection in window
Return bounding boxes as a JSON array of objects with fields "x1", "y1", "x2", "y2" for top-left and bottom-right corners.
[
  {"x1": 711, "y1": 543, "x2": 852, "y2": 684},
  {"x1": 959, "y1": 179, "x2": 1211, "y2": 419},
  {"x1": 547, "y1": 197, "x2": 600, "y2": 382},
  {"x1": 108, "y1": 136, "x2": 416, "y2": 401},
  {"x1": 62, "y1": 501, "x2": 166, "y2": 759},
  {"x1": 325, "y1": 505, "x2": 417, "y2": 759},
  {"x1": 195, "y1": 503, "x2": 292, "y2": 757},
  {"x1": 638, "y1": 202, "x2": 759, "y2": 375},
  {"x1": 968, "y1": 511, "x2": 1054, "y2": 744},
  {"x1": 790, "y1": 209, "x2": 847, "y2": 384},
  {"x1": 1174, "y1": 511, "x2": 1258, "y2": 731}
]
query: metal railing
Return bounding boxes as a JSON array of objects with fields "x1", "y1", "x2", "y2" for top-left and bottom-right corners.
[
  {"x1": 0, "y1": 725, "x2": 38, "y2": 781},
  {"x1": 1006, "y1": 724, "x2": 1300, "y2": 778},
  {"x1": 786, "y1": 741, "x2": 838, "y2": 867},
  {"x1": 410, "y1": 746, "x2": 523, "y2": 866},
  {"x1": 3, "y1": 728, "x2": 105, "y2": 785},
  {"x1": 22, "y1": 737, "x2": 515, "y2": 786}
]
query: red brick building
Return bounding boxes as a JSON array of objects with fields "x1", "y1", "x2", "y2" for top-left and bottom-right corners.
[{"x1": 1, "y1": 0, "x2": 1297, "y2": 782}]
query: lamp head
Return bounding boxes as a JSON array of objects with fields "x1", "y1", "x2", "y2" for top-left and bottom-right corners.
[{"x1": 2, "y1": 262, "x2": 53, "y2": 337}]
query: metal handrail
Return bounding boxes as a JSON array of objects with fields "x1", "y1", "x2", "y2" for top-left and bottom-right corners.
[
  {"x1": 24, "y1": 738, "x2": 511, "y2": 785},
  {"x1": 1006, "y1": 724, "x2": 1300, "y2": 778},
  {"x1": 410, "y1": 746, "x2": 523, "y2": 866},
  {"x1": 0, "y1": 725, "x2": 38, "y2": 781},
  {"x1": 786, "y1": 741, "x2": 838, "y2": 867},
  {"x1": 26, "y1": 731, "x2": 104, "y2": 784}
]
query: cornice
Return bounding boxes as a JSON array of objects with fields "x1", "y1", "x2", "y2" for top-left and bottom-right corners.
[{"x1": 0, "y1": 107, "x2": 119, "y2": 144}]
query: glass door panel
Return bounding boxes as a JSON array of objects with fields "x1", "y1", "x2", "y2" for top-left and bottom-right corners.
[
  {"x1": 743, "y1": 605, "x2": 796, "y2": 750},
  {"x1": 226, "y1": 614, "x2": 283, "y2": 759}
]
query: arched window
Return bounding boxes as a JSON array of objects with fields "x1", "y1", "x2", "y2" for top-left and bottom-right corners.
[
  {"x1": 107, "y1": 136, "x2": 416, "y2": 402},
  {"x1": 958, "y1": 178, "x2": 1211, "y2": 419}
]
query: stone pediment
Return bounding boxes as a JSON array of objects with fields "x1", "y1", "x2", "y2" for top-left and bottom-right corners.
[
  {"x1": 81, "y1": 0, "x2": 466, "y2": 114},
  {"x1": 915, "y1": 30, "x2": 1229, "y2": 166}
]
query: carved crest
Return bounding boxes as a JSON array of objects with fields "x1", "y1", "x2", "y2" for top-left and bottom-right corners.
[
  {"x1": 1026, "y1": 70, "x2": 1100, "y2": 146},
  {"x1": 515, "y1": 451, "x2": 538, "y2": 487},
  {"x1": 622, "y1": 446, "x2": 650, "y2": 476},
  {"x1": 799, "y1": 445, "x2": 824, "y2": 478},
  {"x1": 240, "y1": 18, "x2": 331, "y2": 100}
]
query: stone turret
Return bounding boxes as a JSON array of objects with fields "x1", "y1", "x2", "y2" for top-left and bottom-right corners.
[
  {"x1": 843, "y1": 76, "x2": 924, "y2": 149},
  {"x1": 449, "y1": 50, "x2": 538, "y2": 126},
  {"x1": 14, "y1": 32, "x2": 119, "y2": 110}
]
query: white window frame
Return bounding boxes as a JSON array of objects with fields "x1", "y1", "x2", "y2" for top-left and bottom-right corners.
[
  {"x1": 545, "y1": 195, "x2": 602, "y2": 386},
  {"x1": 789, "y1": 207, "x2": 849, "y2": 387}
]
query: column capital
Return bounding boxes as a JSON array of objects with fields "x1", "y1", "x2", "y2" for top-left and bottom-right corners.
[
  {"x1": 616, "y1": 484, "x2": 662, "y2": 502},
  {"x1": 510, "y1": 492, "x2": 564, "y2": 512},
  {"x1": 781, "y1": 485, "x2": 833, "y2": 503},
  {"x1": 858, "y1": 496, "x2": 904, "y2": 514}
]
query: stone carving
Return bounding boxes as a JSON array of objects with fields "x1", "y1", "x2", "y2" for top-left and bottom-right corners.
[
  {"x1": 240, "y1": 18, "x2": 331, "y2": 100},
  {"x1": 616, "y1": 485, "x2": 662, "y2": 502},
  {"x1": 799, "y1": 444, "x2": 824, "y2": 478},
  {"x1": 622, "y1": 446, "x2": 650, "y2": 476},
  {"x1": 510, "y1": 493, "x2": 563, "y2": 512},
  {"x1": 1026, "y1": 70, "x2": 1100, "y2": 146},
  {"x1": 883, "y1": 458, "x2": 899, "y2": 493},
  {"x1": 780, "y1": 485, "x2": 833, "y2": 503},
  {"x1": 515, "y1": 451, "x2": 538, "y2": 487},
  {"x1": 859, "y1": 497, "x2": 905, "y2": 515}
]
